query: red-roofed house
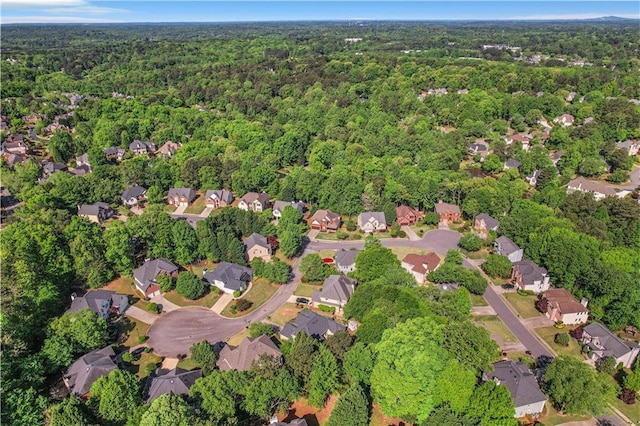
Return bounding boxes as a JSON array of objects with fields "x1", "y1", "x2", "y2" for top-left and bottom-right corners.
[
  {"x1": 401, "y1": 253, "x2": 441, "y2": 283},
  {"x1": 396, "y1": 205, "x2": 424, "y2": 226},
  {"x1": 434, "y1": 201, "x2": 461, "y2": 223}
]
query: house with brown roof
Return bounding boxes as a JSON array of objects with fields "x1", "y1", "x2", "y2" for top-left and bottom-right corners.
[
  {"x1": 63, "y1": 347, "x2": 117, "y2": 397},
  {"x1": 541, "y1": 288, "x2": 588, "y2": 325},
  {"x1": 396, "y1": 205, "x2": 424, "y2": 226},
  {"x1": 217, "y1": 335, "x2": 282, "y2": 371},
  {"x1": 129, "y1": 140, "x2": 156, "y2": 155},
  {"x1": 310, "y1": 209, "x2": 341, "y2": 232},
  {"x1": 1, "y1": 138, "x2": 29, "y2": 156},
  {"x1": 204, "y1": 189, "x2": 234, "y2": 209},
  {"x1": 244, "y1": 233, "x2": 272, "y2": 262},
  {"x1": 357, "y1": 211, "x2": 387, "y2": 233},
  {"x1": 511, "y1": 260, "x2": 550, "y2": 294},
  {"x1": 434, "y1": 201, "x2": 461, "y2": 223},
  {"x1": 78, "y1": 202, "x2": 115, "y2": 224},
  {"x1": 503, "y1": 133, "x2": 533, "y2": 151},
  {"x1": 312, "y1": 275, "x2": 357, "y2": 312},
  {"x1": 474, "y1": 213, "x2": 499, "y2": 239},
  {"x1": 238, "y1": 192, "x2": 270, "y2": 212},
  {"x1": 401, "y1": 253, "x2": 441, "y2": 283},
  {"x1": 554, "y1": 114, "x2": 575, "y2": 127},
  {"x1": 157, "y1": 141, "x2": 181, "y2": 157},
  {"x1": 167, "y1": 187, "x2": 196, "y2": 207},
  {"x1": 145, "y1": 368, "x2": 202, "y2": 402},
  {"x1": 133, "y1": 258, "x2": 179, "y2": 298},
  {"x1": 566, "y1": 177, "x2": 618, "y2": 201}
]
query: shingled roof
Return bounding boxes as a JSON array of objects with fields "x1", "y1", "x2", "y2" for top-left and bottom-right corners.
[
  {"x1": 145, "y1": 368, "x2": 202, "y2": 402},
  {"x1": 217, "y1": 335, "x2": 282, "y2": 371},
  {"x1": 312, "y1": 275, "x2": 357, "y2": 306},
  {"x1": 64, "y1": 346, "x2": 117, "y2": 396},
  {"x1": 484, "y1": 361, "x2": 546, "y2": 409},
  {"x1": 203, "y1": 262, "x2": 253, "y2": 291},
  {"x1": 133, "y1": 259, "x2": 178, "y2": 294},
  {"x1": 280, "y1": 310, "x2": 345, "y2": 340}
]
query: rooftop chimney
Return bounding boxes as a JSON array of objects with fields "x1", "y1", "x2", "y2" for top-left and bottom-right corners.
[{"x1": 581, "y1": 298, "x2": 588, "y2": 308}]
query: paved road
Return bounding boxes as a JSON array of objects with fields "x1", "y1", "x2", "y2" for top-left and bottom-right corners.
[
  {"x1": 612, "y1": 166, "x2": 640, "y2": 190},
  {"x1": 483, "y1": 285, "x2": 552, "y2": 358}
]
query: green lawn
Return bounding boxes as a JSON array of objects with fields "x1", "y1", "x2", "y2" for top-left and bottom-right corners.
[
  {"x1": 503, "y1": 292, "x2": 542, "y2": 319},
  {"x1": 469, "y1": 293, "x2": 488, "y2": 307},
  {"x1": 506, "y1": 351, "x2": 535, "y2": 366},
  {"x1": 538, "y1": 404, "x2": 592, "y2": 426},
  {"x1": 165, "y1": 204, "x2": 177, "y2": 213},
  {"x1": 389, "y1": 246, "x2": 434, "y2": 262},
  {"x1": 221, "y1": 279, "x2": 279, "y2": 317},
  {"x1": 131, "y1": 352, "x2": 163, "y2": 379},
  {"x1": 613, "y1": 396, "x2": 640, "y2": 424},
  {"x1": 176, "y1": 357, "x2": 201, "y2": 371},
  {"x1": 473, "y1": 315, "x2": 517, "y2": 342},
  {"x1": 408, "y1": 224, "x2": 436, "y2": 237},
  {"x1": 227, "y1": 329, "x2": 251, "y2": 346},
  {"x1": 163, "y1": 287, "x2": 221, "y2": 308},
  {"x1": 115, "y1": 316, "x2": 149, "y2": 348},
  {"x1": 184, "y1": 194, "x2": 206, "y2": 214},
  {"x1": 269, "y1": 302, "x2": 302, "y2": 326},
  {"x1": 294, "y1": 282, "x2": 320, "y2": 298},
  {"x1": 535, "y1": 326, "x2": 583, "y2": 358}
]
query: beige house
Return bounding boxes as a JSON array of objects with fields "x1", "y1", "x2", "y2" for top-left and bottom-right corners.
[
  {"x1": 78, "y1": 202, "x2": 115, "y2": 224},
  {"x1": 357, "y1": 211, "x2": 387, "y2": 233},
  {"x1": 217, "y1": 335, "x2": 282, "y2": 371},
  {"x1": 244, "y1": 233, "x2": 272, "y2": 262},
  {"x1": 541, "y1": 288, "x2": 589, "y2": 325},
  {"x1": 401, "y1": 253, "x2": 441, "y2": 283},
  {"x1": 312, "y1": 275, "x2": 357, "y2": 313},
  {"x1": 238, "y1": 192, "x2": 270, "y2": 212}
]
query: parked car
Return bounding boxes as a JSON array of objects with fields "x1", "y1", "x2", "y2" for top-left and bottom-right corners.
[{"x1": 296, "y1": 297, "x2": 310, "y2": 305}]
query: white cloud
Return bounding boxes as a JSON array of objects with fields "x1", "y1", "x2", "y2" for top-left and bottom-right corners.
[
  {"x1": 508, "y1": 13, "x2": 640, "y2": 20},
  {"x1": 2, "y1": 0, "x2": 84, "y2": 7},
  {"x1": 44, "y1": 5, "x2": 127, "y2": 14},
  {"x1": 1, "y1": 15, "x2": 121, "y2": 23}
]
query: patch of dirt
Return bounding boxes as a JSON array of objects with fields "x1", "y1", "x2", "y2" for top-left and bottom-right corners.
[
  {"x1": 370, "y1": 404, "x2": 407, "y2": 426},
  {"x1": 279, "y1": 395, "x2": 338, "y2": 426}
]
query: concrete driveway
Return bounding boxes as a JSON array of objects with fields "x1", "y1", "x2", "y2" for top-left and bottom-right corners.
[
  {"x1": 150, "y1": 294, "x2": 180, "y2": 313},
  {"x1": 401, "y1": 225, "x2": 420, "y2": 241},
  {"x1": 173, "y1": 204, "x2": 188, "y2": 215},
  {"x1": 210, "y1": 293, "x2": 233, "y2": 314},
  {"x1": 124, "y1": 306, "x2": 159, "y2": 325}
]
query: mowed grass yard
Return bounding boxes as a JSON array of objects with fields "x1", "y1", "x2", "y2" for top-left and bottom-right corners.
[
  {"x1": 269, "y1": 302, "x2": 302, "y2": 326},
  {"x1": 163, "y1": 287, "x2": 221, "y2": 308},
  {"x1": 469, "y1": 293, "x2": 488, "y2": 307},
  {"x1": 115, "y1": 316, "x2": 149, "y2": 348},
  {"x1": 535, "y1": 326, "x2": 584, "y2": 358},
  {"x1": 473, "y1": 315, "x2": 517, "y2": 342},
  {"x1": 503, "y1": 292, "x2": 542, "y2": 319},
  {"x1": 294, "y1": 282, "x2": 321, "y2": 298},
  {"x1": 184, "y1": 194, "x2": 206, "y2": 214},
  {"x1": 221, "y1": 278, "x2": 279, "y2": 317}
]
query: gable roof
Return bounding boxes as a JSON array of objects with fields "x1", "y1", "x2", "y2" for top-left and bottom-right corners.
[
  {"x1": 358, "y1": 211, "x2": 386, "y2": 226},
  {"x1": 396, "y1": 205, "x2": 421, "y2": 218},
  {"x1": 543, "y1": 288, "x2": 587, "y2": 315},
  {"x1": 122, "y1": 185, "x2": 147, "y2": 200},
  {"x1": 310, "y1": 209, "x2": 341, "y2": 223},
  {"x1": 203, "y1": 262, "x2": 253, "y2": 291},
  {"x1": 64, "y1": 346, "x2": 116, "y2": 396},
  {"x1": 402, "y1": 253, "x2": 441, "y2": 274},
  {"x1": 145, "y1": 368, "x2": 202, "y2": 402},
  {"x1": 315, "y1": 275, "x2": 357, "y2": 303},
  {"x1": 104, "y1": 146, "x2": 125, "y2": 156},
  {"x1": 167, "y1": 187, "x2": 196, "y2": 202},
  {"x1": 280, "y1": 310, "x2": 346, "y2": 340},
  {"x1": 204, "y1": 189, "x2": 234, "y2": 204},
  {"x1": 583, "y1": 322, "x2": 638, "y2": 359},
  {"x1": 129, "y1": 140, "x2": 156, "y2": 151},
  {"x1": 566, "y1": 177, "x2": 617, "y2": 197},
  {"x1": 485, "y1": 361, "x2": 546, "y2": 408},
  {"x1": 335, "y1": 249, "x2": 359, "y2": 268},
  {"x1": 513, "y1": 260, "x2": 548, "y2": 286},
  {"x1": 78, "y1": 202, "x2": 112, "y2": 217},
  {"x1": 133, "y1": 259, "x2": 178, "y2": 293},
  {"x1": 241, "y1": 192, "x2": 270, "y2": 205},
  {"x1": 157, "y1": 141, "x2": 181, "y2": 155},
  {"x1": 217, "y1": 335, "x2": 282, "y2": 371},
  {"x1": 434, "y1": 202, "x2": 460, "y2": 215},
  {"x1": 68, "y1": 290, "x2": 128, "y2": 316},
  {"x1": 273, "y1": 200, "x2": 304, "y2": 213},
  {"x1": 244, "y1": 233, "x2": 269, "y2": 250},
  {"x1": 475, "y1": 213, "x2": 500, "y2": 230},
  {"x1": 495, "y1": 236, "x2": 521, "y2": 256},
  {"x1": 504, "y1": 158, "x2": 521, "y2": 168}
]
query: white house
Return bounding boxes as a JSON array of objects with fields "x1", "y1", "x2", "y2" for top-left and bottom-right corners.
[
  {"x1": 484, "y1": 361, "x2": 546, "y2": 419},
  {"x1": 203, "y1": 262, "x2": 253, "y2": 294},
  {"x1": 357, "y1": 211, "x2": 387, "y2": 233},
  {"x1": 272, "y1": 200, "x2": 304, "y2": 219}
]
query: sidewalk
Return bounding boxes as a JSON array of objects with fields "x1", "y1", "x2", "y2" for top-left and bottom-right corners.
[{"x1": 210, "y1": 293, "x2": 233, "y2": 314}]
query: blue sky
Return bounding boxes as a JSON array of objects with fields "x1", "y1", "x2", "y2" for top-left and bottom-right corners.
[{"x1": 1, "y1": 1, "x2": 639, "y2": 24}]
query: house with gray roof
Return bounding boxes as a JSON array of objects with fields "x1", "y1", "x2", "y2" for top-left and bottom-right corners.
[
  {"x1": 217, "y1": 335, "x2": 282, "y2": 371},
  {"x1": 78, "y1": 202, "x2": 115, "y2": 224},
  {"x1": 616, "y1": 140, "x2": 639, "y2": 156},
  {"x1": 280, "y1": 310, "x2": 346, "y2": 341},
  {"x1": 67, "y1": 290, "x2": 128, "y2": 319},
  {"x1": 566, "y1": 176, "x2": 618, "y2": 201},
  {"x1": 503, "y1": 158, "x2": 521, "y2": 170},
  {"x1": 167, "y1": 187, "x2": 196, "y2": 207},
  {"x1": 272, "y1": 200, "x2": 304, "y2": 219},
  {"x1": 244, "y1": 233, "x2": 272, "y2": 263},
  {"x1": 511, "y1": 260, "x2": 550, "y2": 294},
  {"x1": 483, "y1": 360, "x2": 546, "y2": 418},
  {"x1": 203, "y1": 262, "x2": 253, "y2": 294},
  {"x1": 270, "y1": 419, "x2": 308, "y2": 426},
  {"x1": 335, "y1": 249, "x2": 359, "y2": 274},
  {"x1": 582, "y1": 322, "x2": 640, "y2": 369},
  {"x1": 204, "y1": 189, "x2": 234, "y2": 209},
  {"x1": 121, "y1": 185, "x2": 147, "y2": 207},
  {"x1": 474, "y1": 213, "x2": 499, "y2": 239},
  {"x1": 63, "y1": 346, "x2": 117, "y2": 397},
  {"x1": 104, "y1": 146, "x2": 125, "y2": 162},
  {"x1": 357, "y1": 211, "x2": 387, "y2": 233},
  {"x1": 494, "y1": 236, "x2": 524, "y2": 263},
  {"x1": 145, "y1": 368, "x2": 202, "y2": 402},
  {"x1": 312, "y1": 275, "x2": 357, "y2": 313},
  {"x1": 133, "y1": 258, "x2": 178, "y2": 298},
  {"x1": 129, "y1": 140, "x2": 156, "y2": 155},
  {"x1": 42, "y1": 161, "x2": 67, "y2": 178}
]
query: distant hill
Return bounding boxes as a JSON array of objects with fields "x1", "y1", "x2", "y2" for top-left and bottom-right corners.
[{"x1": 583, "y1": 16, "x2": 638, "y2": 22}]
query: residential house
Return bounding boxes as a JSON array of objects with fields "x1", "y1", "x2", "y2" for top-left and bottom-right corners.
[
  {"x1": 582, "y1": 322, "x2": 640, "y2": 369},
  {"x1": 238, "y1": 192, "x2": 271, "y2": 212},
  {"x1": 525, "y1": 170, "x2": 541, "y2": 186},
  {"x1": 483, "y1": 361, "x2": 547, "y2": 418},
  {"x1": 280, "y1": 310, "x2": 346, "y2": 340},
  {"x1": 474, "y1": 213, "x2": 500, "y2": 239},
  {"x1": 121, "y1": 185, "x2": 147, "y2": 207},
  {"x1": 157, "y1": 141, "x2": 181, "y2": 157},
  {"x1": 42, "y1": 161, "x2": 67, "y2": 178},
  {"x1": 67, "y1": 290, "x2": 129, "y2": 320},
  {"x1": 145, "y1": 368, "x2": 202, "y2": 402},
  {"x1": 204, "y1": 189, "x2": 234, "y2": 209},
  {"x1": 270, "y1": 419, "x2": 308, "y2": 426},
  {"x1": 75, "y1": 153, "x2": 90, "y2": 168},
  {"x1": 78, "y1": 202, "x2": 115, "y2": 224},
  {"x1": 2, "y1": 152, "x2": 28, "y2": 167},
  {"x1": 566, "y1": 91, "x2": 576, "y2": 102},
  {"x1": 396, "y1": 205, "x2": 424, "y2": 226},
  {"x1": 309, "y1": 209, "x2": 341, "y2": 232},
  {"x1": 133, "y1": 258, "x2": 179, "y2": 298},
  {"x1": 616, "y1": 140, "x2": 640, "y2": 156},
  {"x1": 244, "y1": 233, "x2": 272, "y2": 262},
  {"x1": 504, "y1": 158, "x2": 521, "y2": 170},
  {"x1": 335, "y1": 249, "x2": 359, "y2": 274},
  {"x1": 104, "y1": 146, "x2": 125, "y2": 162},
  {"x1": 63, "y1": 347, "x2": 117, "y2": 397},
  {"x1": 203, "y1": 262, "x2": 253, "y2": 294},
  {"x1": 1, "y1": 140, "x2": 29, "y2": 156},
  {"x1": 434, "y1": 201, "x2": 461, "y2": 223},
  {"x1": 272, "y1": 200, "x2": 304, "y2": 219},
  {"x1": 68, "y1": 164, "x2": 92, "y2": 176},
  {"x1": 357, "y1": 211, "x2": 387, "y2": 233},
  {"x1": 129, "y1": 140, "x2": 156, "y2": 155},
  {"x1": 566, "y1": 177, "x2": 618, "y2": 201},
  {"x1": 554, "y1": 114, "x2": 575, "y2": 127},
  {"x1": 167, "y1": 187, "x2": 196, "y2": 207},
  {"x1": 401, "y1": 253, "x2": 441, "y2": 283},
  {"x1": 312, "y1": 275, "x2": 357, "y2": 312},
  {"x1": 511, "y1": 260, "x2": 551, "y2": 294},
  {"x1": 503, "y1": 133, "x2": 532, "y2": 151},
  {"x1": 494, "y1": 236, "x2": 524, "y2": 263},
  {"x1": 541, "y1": 288, "x2": 589, "y2": 325},
  {"x1": 468, "y1": 141, "x2": 489, "y2": 156},
  {"x1": 217, "y1": 335, "x2": 282, "y2": 371},
  {"x1": 550, "y1": 150, "x2": 565, "y2": 166}
]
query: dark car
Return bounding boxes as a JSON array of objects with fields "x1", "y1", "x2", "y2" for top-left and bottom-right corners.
[{"x1": 296, "y1": 297, "x2": 310, "y2": 305}]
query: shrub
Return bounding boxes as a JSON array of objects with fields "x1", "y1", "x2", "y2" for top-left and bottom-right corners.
[
  {"x1": 176, "y1": 271, "x2": 205, "y2": 300},
  {"x1": 606, "y1": 170, "x2": 629, "y2": 183},
  {"x1": 156, "y1": 274, "x2": 174, "y2": 292},
  {"x1": 389, "y1": 228, "x2": 399, "y2": 237},
  {"x1": 518, "y1": 289, "x2": 535, "y2": 296},
  {"x1": 249, "y1": 322, "x2": 275, "y2": 338},
  {"x1": 138, "y1": 336, "x2": 148, "y2": 344},
  {"x1": 230, "y1": 305, "x2": 237, "y2": 314},
  {"x1": 596, "y1": 356, "x2": 617, "y2": 375},
  {"x1": 423, "y1": 212, "x2": 441, "y2": 225},
  {"x1": 144, "y1": 347, "x2": 151, "y2": 353},
  {"x1": 235, "y1": 298, "x2": 252, "y2": 312},
  {"x1": 459, "y1": 234, "x2": 483, "y2": 251},
  {"x1": 351, "y1": 233, "x2": 362, "y2": 240},
  {"x1": 554, "y1": 333, "x2": 570, "y2": 347},
  {"x1": 121, "y1": 352, "x2": 133, "y2": 363},
  {"x1": 553, "y1": 321, "x2": 565, "y2": 329},
  {"x1": 336, "y1": 230, "x2": 349, "y2": 240},
  {"x1": 536, "y1": 296, "x2": 549, "y2": 313},
  {"x1": 345, "y1": 220, "x2": 357, "y2": 232},
  {"x1": 621, "y1": 388, "x2": 637, "y2": 405},
  {"x1": 398, "y1": 230, "x2": 407, "y2": 238},
  {"x1": 233, "y1": 290, "x2": 242, "y2": 298},
  {"x1": 144, "y1": 363, "x2": 157, "y2": 376},
  {"x1": 569, "y1": 327, "x2": 583, "y2": 340},
  {"x1": 146, "y1": 302, "x2": 159, "y2": 313},
  {"x1": 318, "y1": 304, "x2": 336, "y2": 313}
]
